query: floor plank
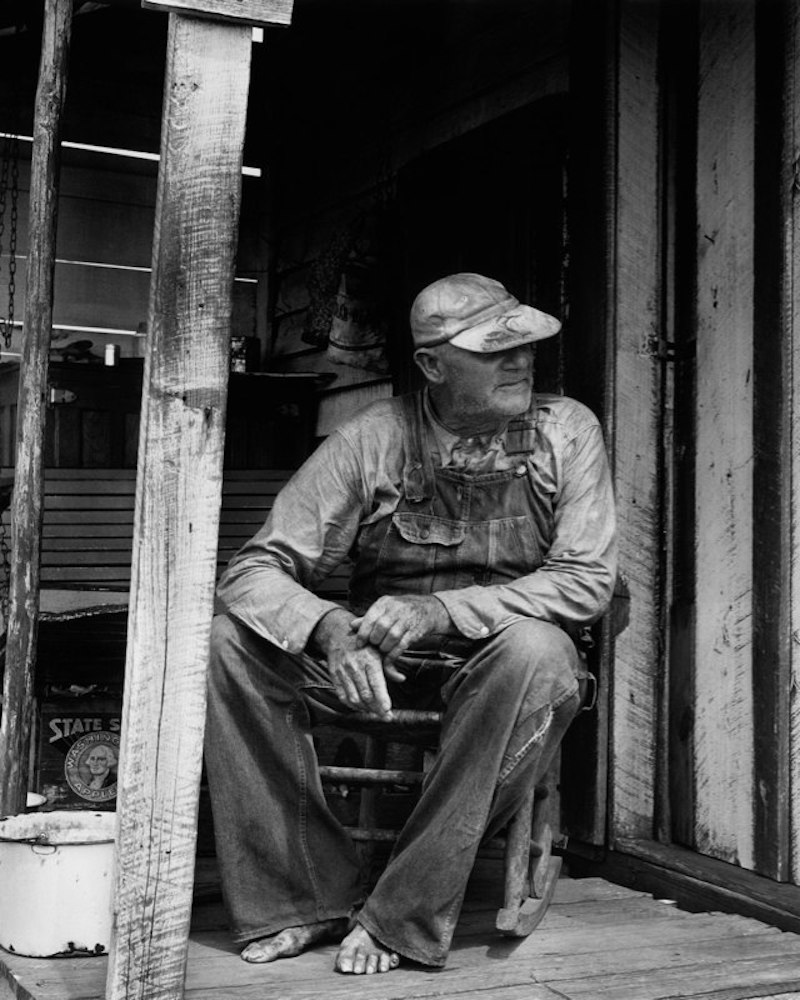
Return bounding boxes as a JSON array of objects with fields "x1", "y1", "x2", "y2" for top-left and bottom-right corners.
[{"x1": 3, "y1": 874, "x2": 800, "y2": 1000}]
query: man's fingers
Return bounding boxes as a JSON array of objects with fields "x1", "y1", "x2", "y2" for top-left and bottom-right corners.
[
  {"x1": 353, "y1": 610, "x2": 384, "y2": 647},
  {"x1": 362, "y1": 659, "x2": 392, "y2": 716},
  {"x1": 333, "y1": 650, "x2": 393, "y2": 717},
  {"x1": 384, "y1": 661, "x2": 405, "y2": 684},
  {"x1": 355, "y1": 605, "x2": 419, "y2": 655},
  {"x1": 331, "y1": 668, "x2": 361, "y2": 709}
]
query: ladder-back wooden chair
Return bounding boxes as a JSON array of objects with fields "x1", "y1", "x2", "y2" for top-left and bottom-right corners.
[{"x1": 317, "y1": 705, "x2": 570, "y2": 938}]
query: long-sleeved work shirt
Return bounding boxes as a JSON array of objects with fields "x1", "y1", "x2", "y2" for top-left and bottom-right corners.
[{"x1": 217, "y1": 389, "x2": 617, "y2": 655}]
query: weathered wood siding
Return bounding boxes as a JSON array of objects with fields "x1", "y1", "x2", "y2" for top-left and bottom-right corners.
[
  {"x1": 606, "y1": 0, "x2": 664, "y2": 843},
  {"x1": 693, "y1": 0, "x2": 756, "y2": 869},
  {"x1": 106, "y1": 14, "x2": 253, "y2": 1000},
  {"x1": 785, "y1": 1, "x2": 800, "y2": 885}
]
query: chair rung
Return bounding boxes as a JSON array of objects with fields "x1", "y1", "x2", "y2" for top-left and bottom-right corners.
[
  {"x1": 350, "y1": 710, "x2": 443, "y2": 726},
  {"x1": 342, "y1": 829, "x2": 545, "y2": 853},
  {"x1": 481, "y1": 836, "x2": 542, "y2": 855},
  {"x1": 319, "y1": 765, "x2": 423, "y2": 785},
  {"x1": 345, "y1": 826, "x2": 400, "y2": 842}
]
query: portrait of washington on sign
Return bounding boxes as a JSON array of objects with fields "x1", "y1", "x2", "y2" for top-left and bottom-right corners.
[{"x1": 64, "y1": 732, "x2": 120, "y2": 804}]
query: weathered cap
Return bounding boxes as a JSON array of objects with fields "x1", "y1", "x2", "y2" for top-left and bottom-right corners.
[{"x1": 410, "y1": 273, "x2": 561, "y2": 353}]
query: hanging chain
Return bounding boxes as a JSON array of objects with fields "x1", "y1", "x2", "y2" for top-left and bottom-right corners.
[
  {"x1": 0, "y1": 506, "x2": 10, "y2": 626},
  {"x1": 0, "y1": 136, "x2": 11, "y2": 615},
  {"x1": 0, "y1": 137, "x2": 8, "y2": 349},
  {"x1": 0, "y1": 131, "x2": 18, "y2": 352}
]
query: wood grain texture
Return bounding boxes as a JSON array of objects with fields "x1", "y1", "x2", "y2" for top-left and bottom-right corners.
[
  {"x1": 786, "y1": 0, "x2": 800, "y2": 885},
  {"x1": 694, "y1": 0, "x2": 756, "y2": 868},
  {"x1": 141, "y1": 0, "x2": 292, "y2": 27},
  {"x1": 751, "y1": 0, "x2": 791, "y2": 882},
  {"x1": 5, "y1": 869, "x2": 800, "y2": 1000},
  {"x1": 606, "y1": 0, "x2": 663, "y2": 842},
  {"x1": 0, "y1": 0, "x2": 72, "y2": 815},
  {"x1": 105, "y1": 15, "x2": 251, "y2": 1000}
]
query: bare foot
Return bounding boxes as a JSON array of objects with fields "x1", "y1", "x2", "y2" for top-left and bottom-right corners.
[
  {"x1": 241, "y1": 917, "x2": 350, "y2": 963},
  {"x1": 335, "y1": 923, "x2": 400, "y2": 975}
]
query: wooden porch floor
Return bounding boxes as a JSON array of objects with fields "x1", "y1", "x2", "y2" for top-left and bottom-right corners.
[{"x1": 3, "y1": 860, "x2": 800, "y2": 1000}]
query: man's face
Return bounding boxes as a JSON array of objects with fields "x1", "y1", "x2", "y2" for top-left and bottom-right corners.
[{"x1": 419, "y1": 342, "x2": 534, "y2": 431}]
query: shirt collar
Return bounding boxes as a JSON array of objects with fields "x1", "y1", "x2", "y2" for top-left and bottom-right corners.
[{"x1": 422, "y1": 387, "x2": 510, "y2": 466}]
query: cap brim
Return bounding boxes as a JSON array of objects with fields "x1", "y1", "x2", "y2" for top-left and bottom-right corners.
[{"x1": 448, "y1": 305, "x2": 561, "y2": 353}]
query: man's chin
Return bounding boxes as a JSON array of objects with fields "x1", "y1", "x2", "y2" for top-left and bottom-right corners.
[{"x1": 497, "y1": 383, "x2": 533, "y2": 415}]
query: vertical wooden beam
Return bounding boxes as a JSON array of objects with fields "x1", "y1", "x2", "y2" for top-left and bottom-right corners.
[
  {"x1": 786, "y1": 0, "x2": 800, "y2": 885},
  {"x1": 105, "y1": 16, "x2": 251, "y2": 1000},
  {"x1": 694, "y1": 0, "x2": 756, "y2": 869},
  {"x1": 562, "y1": 0, "x2": 663, "y2": 846},
  {"x1": 606, "y1": 0, "x2": 664, "y2": 843},
  {"x1": 0, "y1": 0, "x2": 71, "y2": 816},
  {"x1": 751, "y1": 0, "x2": 791, "y2": 882},
  {"x1": 664, "y1": 0, "x2": 699, "y2": 851},
  {"x1": 560, "y1": 0, "x2": 614, "y2": 845}
]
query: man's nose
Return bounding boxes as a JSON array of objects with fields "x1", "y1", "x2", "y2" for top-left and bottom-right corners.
[{"x1": 500, "y1": 345, "x2": 533, "y2": 369}]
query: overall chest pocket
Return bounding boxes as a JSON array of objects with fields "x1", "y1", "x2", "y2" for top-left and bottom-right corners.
[
  {"x1": 392, "y1": 512, "x2": 466, "y2": 546},
  {"x1": 486, "y1": 515, "x2": 545, "y2": 582},
  {"x1": 375, "y1": 511, "x2": 467, "y2": 592}
]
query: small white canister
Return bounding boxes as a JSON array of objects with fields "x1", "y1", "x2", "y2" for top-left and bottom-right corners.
[{"x1": 0, "y1": 810, "x2": 115, "y2": 957}]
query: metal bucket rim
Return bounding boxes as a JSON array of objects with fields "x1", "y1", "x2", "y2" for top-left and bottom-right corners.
[{"x1": 0, "y1": 810, "x2": 116, "y2": 846}]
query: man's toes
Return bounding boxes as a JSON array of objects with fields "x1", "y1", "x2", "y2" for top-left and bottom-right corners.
[
  {"x1": 243, "y1": 918, "x2": 350, "y2": 964},
  {"x1": 335, "y1": 925, "x2": 400, "y2": 975},
  {"x1": 379, "y1": 950, "x2": 400, "y2": 973},
  {"x1": 241, "y1": 928, "x2": 304, "y2": 963},
  {"x1": 241, "y1": 936, "x2": 279, "y2": 963},
  {"x1": 334, "y1": 949, "x2": 352, "y2": 973}
]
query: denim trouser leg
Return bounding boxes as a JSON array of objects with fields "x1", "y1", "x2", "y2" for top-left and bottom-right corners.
[
  {"x1": 204, "y1": 613, "x2": 364, "y2": 944},
  {"x1": 357, "y1": 618, "x2": 582, "y2": 967}
]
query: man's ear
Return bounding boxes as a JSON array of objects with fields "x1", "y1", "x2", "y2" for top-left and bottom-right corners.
[{"x1": 414, "y1": 348, "x2": 445, "y2": 384}]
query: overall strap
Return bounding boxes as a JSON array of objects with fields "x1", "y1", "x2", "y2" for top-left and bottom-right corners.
[
  {"x1": 400, "y1": 391, "x2": 436, "y2": 502},
  {"x1": 504, "y1": 398, "x2": 539, "y2": 455}
]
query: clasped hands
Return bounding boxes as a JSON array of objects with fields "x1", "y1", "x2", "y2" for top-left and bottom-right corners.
[{"x1": 311, "y1": 594, "x2": 452, "y2": 719}]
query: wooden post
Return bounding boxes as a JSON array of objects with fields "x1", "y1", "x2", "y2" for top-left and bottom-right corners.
[
  {"x1": 751, "y1": 0, "x2": 791, "y2": 882},
  {"x1": 0, "y1": 0, "x2": 72, "y2": 816},
  {"x1": 785, "y1": 0, "x2": 800, "y2": 885},
  {"x1": 606, "y1": 0, "x2": 664, "y2": 843},
  {"x1": 105, "y1": 16, "x2": 251, "y2": 1000}
]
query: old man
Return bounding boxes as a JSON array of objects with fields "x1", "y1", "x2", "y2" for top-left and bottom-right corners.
[{"x1": 205, "y1": 272, "x2": 617, "y2": 974}]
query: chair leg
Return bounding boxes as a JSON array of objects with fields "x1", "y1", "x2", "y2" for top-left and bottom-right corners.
[
  {"x1": 496, "y1": 784, "x2": 562, "y2": 937},
  {"x1": 356, "y1": 735, "x2": 385, "y2": 875}
]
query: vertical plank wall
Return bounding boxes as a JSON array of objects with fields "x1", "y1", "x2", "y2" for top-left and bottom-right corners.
[
  {"x1": 786, "y1": 1, "x2": 800, "y2": 885},
  {"x1": 694, "y1": 0, "x2": 755, "y2": 868},
  {"x1": 607, "y1": 0, "x2": 663, "y2": 842}
]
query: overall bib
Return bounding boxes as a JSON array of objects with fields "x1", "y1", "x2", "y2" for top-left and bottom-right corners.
[{"x1": 350, "y1": 392, "x2": 554, "y2": 615}]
